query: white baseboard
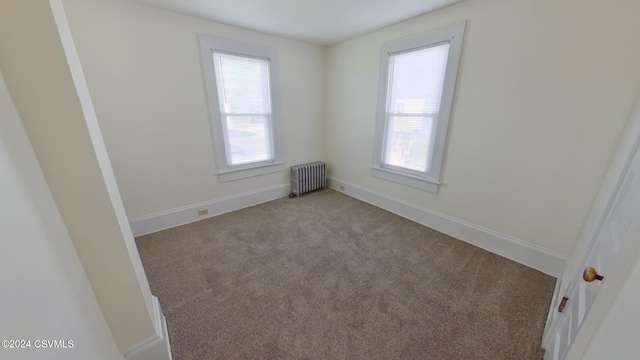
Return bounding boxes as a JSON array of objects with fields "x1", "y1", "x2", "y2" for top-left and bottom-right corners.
[
  {"x1": 129, "y1": 184, "x2": 290, "y2": 236},
  {"x1": 329, "y1": 177, "x2": 566, "y2": 277},
  {"x1": 124, "y1": 296, "x2": 172, "y2": 360}
]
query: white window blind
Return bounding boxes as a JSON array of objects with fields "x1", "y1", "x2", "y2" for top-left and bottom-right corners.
[
  {"x1": 372, "y1": 22, "x2": 465, "y2": 193},
  {"x1": 213, "y1": 52, "x2": 273, "y2": 166},
  {"x1": 383, "y1": 43, "x2": 450, "y2": 173}
]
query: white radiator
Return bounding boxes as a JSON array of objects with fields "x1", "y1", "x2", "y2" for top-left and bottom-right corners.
[{"x1": 290, "y1": 161, "x2": 326, "y2": 198}]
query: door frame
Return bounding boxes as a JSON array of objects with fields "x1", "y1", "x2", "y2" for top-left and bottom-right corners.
[{"x1": 542, "y1": 93, "x2": 640, "y2": 358}]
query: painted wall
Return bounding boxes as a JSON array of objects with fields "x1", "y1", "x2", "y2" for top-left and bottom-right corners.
[
  {"x1": 324, "y1": 0, "x2": 640, "y2": 256},
  {"x1": 0, "y1": 69, "x2": 121, "y2": 360},
  {"x1": 0, "y1": 0, "x2": 159, "y2": 353},
  {"x1": 60, "y1": 0, "x2": 640, "y2": 257},
  {"x1": 62, "y1": 0, "x2": 326, "y2": 219}
]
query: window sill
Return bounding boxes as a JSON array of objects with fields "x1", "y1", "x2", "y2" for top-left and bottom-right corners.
[
  {"x1": 371, "y1": 166, "x2": 440, "y2": 193},
  {"x1": 217, "y1": 161, "x2": 284, "y2": 182}
]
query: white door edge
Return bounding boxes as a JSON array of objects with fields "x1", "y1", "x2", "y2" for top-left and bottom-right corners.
[{"x1": 565, "y1": 215, "x2": 640, "y2": 359}]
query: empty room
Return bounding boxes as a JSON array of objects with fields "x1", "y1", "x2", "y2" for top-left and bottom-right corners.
[{"x1": 2, "y1": 0, "x2": 640, "y2": 359}]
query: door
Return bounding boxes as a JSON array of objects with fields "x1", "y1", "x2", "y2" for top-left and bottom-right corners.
[{"x1": 543, "y1": 129, "x2": 640, "y2": 359}]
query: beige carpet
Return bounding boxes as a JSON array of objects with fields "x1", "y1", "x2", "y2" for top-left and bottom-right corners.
[{"x1": 136, "y1": 189, "x2": 555, "y2": 360}]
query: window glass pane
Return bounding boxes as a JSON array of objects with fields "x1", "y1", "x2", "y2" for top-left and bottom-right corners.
[
  {"x1": 212, "y1": 52, "x2": 274, "y2": 166},
  {"x1": 383, "y1": 43, "x2": 449, "y2": 174},
  {"x1": 387, "y1": 43, "x2": 449, "y2": 115},
  {"x1": 372, "y1": 23, "x2": 464, "y2": 190},
  {"x1": 214, "y1": 53, "x2": 271, "y2": 114},
  {"x1": 226, "y1": 116, "x2": 271, "y2": 165},
  {"x1": 384, "y1": 116, "x2": 434, "y2": 172}
]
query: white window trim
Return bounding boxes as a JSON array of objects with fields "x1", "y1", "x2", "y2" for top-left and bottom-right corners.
[
  {"x1": 198, "y1": 35, "x2": 283, "y2": 182},
  {"x1": 371, "y1": 21, "x2": 466, "y2": 193}
]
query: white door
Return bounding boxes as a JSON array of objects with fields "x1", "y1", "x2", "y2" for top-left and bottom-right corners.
[{"x1": 543, "y1": 120, "x2": 640, "y2": 359}]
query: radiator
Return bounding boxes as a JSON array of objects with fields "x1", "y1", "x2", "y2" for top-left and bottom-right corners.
[{"x1": 290, "y1": 161, "x2": 326, "y2": 198}]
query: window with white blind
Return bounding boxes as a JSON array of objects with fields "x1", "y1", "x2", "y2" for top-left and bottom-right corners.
[
  {"x1": 199, "y1": 35, "x2": 283, "y2": 182},
  {"x1": 372, "y1": 22, "x2": 465, "y2": 193}
]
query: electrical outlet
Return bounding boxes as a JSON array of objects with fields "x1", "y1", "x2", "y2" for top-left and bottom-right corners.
[
  {"x1": 339, "y1": 185, "x2": 345, "y2": 191},
  {"x1": 198, "y1": 209, "x2": 209, "y2": 216}
]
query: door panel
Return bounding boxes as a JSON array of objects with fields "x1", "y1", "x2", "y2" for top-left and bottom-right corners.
[{"x1": 545, "y1": 144, "x2": 640, "y2": 360}]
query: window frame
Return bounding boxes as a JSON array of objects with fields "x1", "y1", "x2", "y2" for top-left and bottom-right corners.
[
  {"x1": 371, "y1": 22, "x2": 466, "y2": 193},
  {"x1": 199, "y1": 35, "x2": 283, "y2": 182}
]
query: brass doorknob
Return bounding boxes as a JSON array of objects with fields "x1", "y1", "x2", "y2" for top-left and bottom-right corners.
[{"x1": 583, "y1": 267, "x2": 604, "y2": 282}]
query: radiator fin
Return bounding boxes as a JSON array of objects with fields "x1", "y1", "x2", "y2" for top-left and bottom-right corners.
[{"x1": 291, "y1": 161, "x2": 326, "y2": 198}]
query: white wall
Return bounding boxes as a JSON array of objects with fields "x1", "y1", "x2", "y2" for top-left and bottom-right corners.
[
  {"x1": 62, "y1": 0, "x2": 326, "y2": 219},
  {"x1": 0, "y1": 68, "x2": 121, "y2": 360},
  {"x1": 325, "y1": 0, "x2": 640, "y2": 256},
  {"x1": 59, "y1": 0, "x2": 640, "y2": 257},
  {"x1": 0, "y1": 0, "x2": 161, "y2": 353}
]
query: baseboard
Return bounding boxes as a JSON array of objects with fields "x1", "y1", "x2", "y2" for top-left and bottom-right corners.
[
  {"x1": 129, "y1": 184, "x2": 290, "y2": 236},
  {"x1": 124, "y1": 296, "x2": 172, "y2": 360},
  {"x1": 329, "y1": 177, "x2": 566, "y2": 277}
]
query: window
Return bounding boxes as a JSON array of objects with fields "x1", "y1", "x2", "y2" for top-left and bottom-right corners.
[
  {"x1": 199, "y1": 35, "x2": 283, "y2": 182},
  {"x1": 372, "y1": 22, "x2": 465, "y2": 193}
]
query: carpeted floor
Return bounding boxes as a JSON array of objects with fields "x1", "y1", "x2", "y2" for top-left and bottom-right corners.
[{"x1": 136, "y1": 189, "x2": 555, "y2": 360}]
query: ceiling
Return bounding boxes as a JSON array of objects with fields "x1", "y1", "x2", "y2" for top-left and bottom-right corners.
[{"x1": 127, "y1": 0, "x2": 463, "y2": 45}]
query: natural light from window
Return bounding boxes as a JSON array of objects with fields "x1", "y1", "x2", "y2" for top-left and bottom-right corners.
[
  {"x1": 383, "y1": 43, "x2": 449, "y2": 173},
  {"x1": 213, "y1": 52, "x2": 273, "y2": 165}
]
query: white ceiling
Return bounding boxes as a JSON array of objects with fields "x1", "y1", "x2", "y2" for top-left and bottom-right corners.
[{"x1": 127, "y1": 0, "x2": 463, "y2": 45}]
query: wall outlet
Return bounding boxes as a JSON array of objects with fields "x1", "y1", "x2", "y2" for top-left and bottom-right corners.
[
  {"x1": 339, "y1": 185, "x2": 345, "y2": 191},
  {"x1": 198, "y1": 209, "x2": 209, "y2": 216}
]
